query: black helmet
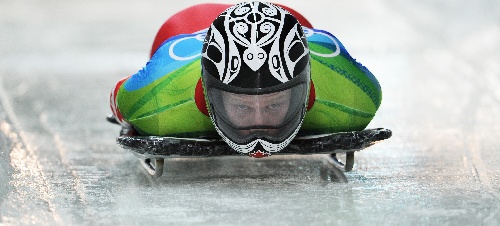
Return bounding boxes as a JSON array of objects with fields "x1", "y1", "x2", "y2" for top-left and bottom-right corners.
[{"x1": 201, "y1": 1, "x2": 311, "y2": 157}]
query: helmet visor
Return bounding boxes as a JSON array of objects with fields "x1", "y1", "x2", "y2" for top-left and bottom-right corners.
[{"x1": 208, "y1": 83, "x2": 308, "y2": 143}]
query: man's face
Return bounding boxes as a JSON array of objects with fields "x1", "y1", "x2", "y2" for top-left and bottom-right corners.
[{"x1": 222, "y1": 89, "x2": 291, "y2": 131}]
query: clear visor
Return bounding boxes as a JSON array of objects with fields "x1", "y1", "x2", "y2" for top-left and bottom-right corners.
[{"x1": 208, "y1": 83, "x2": 308, "y2": 143}]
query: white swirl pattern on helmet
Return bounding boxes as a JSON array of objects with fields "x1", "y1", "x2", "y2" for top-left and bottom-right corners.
[{"x1": 201, "y1": 2, "x2": 309, "y2": 84}]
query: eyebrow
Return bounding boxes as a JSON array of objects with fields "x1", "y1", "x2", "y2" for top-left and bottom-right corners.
[{"x1": 226, "y1": 92, "x2": 290, "y2": 104}]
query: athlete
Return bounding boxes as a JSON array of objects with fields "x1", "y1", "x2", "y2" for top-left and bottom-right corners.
[{"x1": 110, "y1": 2, "x2": 382, "y2": 158}]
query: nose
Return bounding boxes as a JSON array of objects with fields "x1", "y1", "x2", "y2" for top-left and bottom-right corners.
[{"x1": 252, "y1": 108, "x2": 265, "y2": 126}]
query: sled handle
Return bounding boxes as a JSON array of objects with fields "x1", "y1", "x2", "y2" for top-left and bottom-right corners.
[
  {"x1": 141, "y1": 158, "x2": 164, "y2": 177},
  {"x1": 106, "y1": 114, "x2": 120, "y2": 125},
  {"x1": 329, "y1": 152, "x2": 355, "y2": 172}
]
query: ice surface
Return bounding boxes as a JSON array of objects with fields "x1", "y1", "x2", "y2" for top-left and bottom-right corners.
[
  {"x1": 0, "y1": 110, "x2": 13, "y2": 210},
  {"x1": 0, "y1": 0, "x2": 499, "y2": 225}
]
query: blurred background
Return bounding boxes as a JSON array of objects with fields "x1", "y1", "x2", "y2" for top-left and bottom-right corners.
[{"x1": 1, "y1": 0, "x2": 499, "y2": 225}]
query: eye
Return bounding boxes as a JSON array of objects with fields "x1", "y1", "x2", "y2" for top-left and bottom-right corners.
[
  {"x1": 236, "y1": 105, "x2": 250, "y2": 110},
  {"x1": 267, "y1": 103, "x2": 281, "y2": 109}
]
